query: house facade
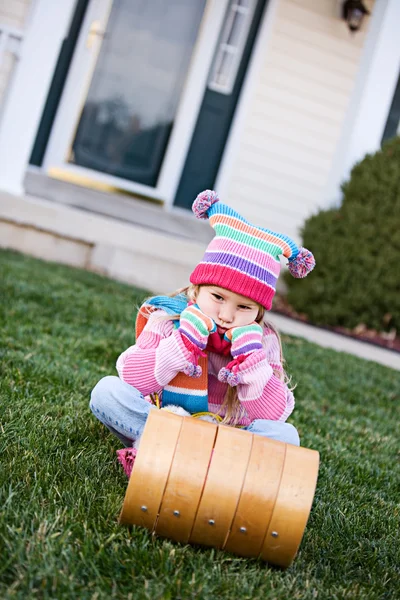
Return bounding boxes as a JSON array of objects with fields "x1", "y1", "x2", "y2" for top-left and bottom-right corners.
[{"x1": 0, "y1": 0, "x2": 399, "y2": 292}]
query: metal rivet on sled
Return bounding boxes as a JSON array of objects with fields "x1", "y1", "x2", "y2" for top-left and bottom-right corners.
[
  {"x1": 173, "y1": 510, "x2": 180, "y2": 517},
  {"x1": 239, "y1": 526, "x2": 247, "y2": 533},
  {"x1": 208, "y1": 519, "x2": 215, "y2": 526},
  {"x1": 141, "y1": 505, "x2": 148, "y2": 512},
  {"x1": 271, "y1": 531, "x2": 279, "y2": 538}
]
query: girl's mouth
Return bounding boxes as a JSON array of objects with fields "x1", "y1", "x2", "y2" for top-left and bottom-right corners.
[{"x1": 217, "y1": 325, "x2": 228, "y2": 334}]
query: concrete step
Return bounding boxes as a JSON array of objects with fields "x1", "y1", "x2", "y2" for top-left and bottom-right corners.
[{"x1": 0, "y1": 190, "x2": 207, "y2": 292}]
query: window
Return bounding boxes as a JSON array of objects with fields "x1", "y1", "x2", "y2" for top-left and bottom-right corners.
[
  {"x1": 70, "y1": 0, "x2": 206, "y2": 186},
  {"x1": 208, "y1": 0, "x2": 256, "y2": 95}
]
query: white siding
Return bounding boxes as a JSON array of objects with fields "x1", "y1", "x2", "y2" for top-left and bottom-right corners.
[
  {"x1": 0, "y1": 0, "x2": 33, "y2": 107},
  {"x1": 224, "y1": 0, "x2": 375, "y2": 242}
]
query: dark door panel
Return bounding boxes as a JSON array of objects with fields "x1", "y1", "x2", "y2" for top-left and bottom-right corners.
[{"x1": 174, "y1": 0, "x2": 268, "y2": 209}]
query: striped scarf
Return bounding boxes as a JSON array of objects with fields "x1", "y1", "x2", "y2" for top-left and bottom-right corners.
[{"x1": 135, "y1": 295, "x2": 210, "y2": 413}]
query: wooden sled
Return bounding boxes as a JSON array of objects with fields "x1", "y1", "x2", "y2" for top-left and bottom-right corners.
[{"x1": 119, "y1": 410, "x2": 319, "y2": 568}]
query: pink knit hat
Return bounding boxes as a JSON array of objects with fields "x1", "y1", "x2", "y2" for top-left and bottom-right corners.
[{"x1": 190, "y1": 190, "x2": 315, "y2": 310}]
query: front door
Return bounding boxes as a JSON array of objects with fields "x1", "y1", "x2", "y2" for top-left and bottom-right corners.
[{"x1": 43, "y1": 0, "x2": 229, "y2": 202}]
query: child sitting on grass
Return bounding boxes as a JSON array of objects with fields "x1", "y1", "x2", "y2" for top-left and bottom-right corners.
[{"x1": 90, "y1": 190, "x2": 315, "y2": 467}]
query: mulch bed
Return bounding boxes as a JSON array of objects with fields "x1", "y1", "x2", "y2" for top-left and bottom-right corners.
[{"x1": 272, "y1": 295, "x2": 400, "y2": 354}]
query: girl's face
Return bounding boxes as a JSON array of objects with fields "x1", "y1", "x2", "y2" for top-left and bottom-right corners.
[{"x1": 195, "y1": 286, "x2": 260, "y2": 331}]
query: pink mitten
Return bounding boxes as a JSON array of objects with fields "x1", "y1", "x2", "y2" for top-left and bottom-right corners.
[
  {"x1": 224, "y1": 322, "x2": 263, "y2": 358},
  {"x1": 178, "y1": 304, "x2": 216, "y2": 350},
  {"x1": 178, "y1": 304, "x2": 216, "y2": 377},
  {"x1": 218, "y1": 322, "x2": 263, "y2": 387}
]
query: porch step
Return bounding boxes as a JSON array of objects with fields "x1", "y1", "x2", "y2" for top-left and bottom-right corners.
[
  {"x1": 0, "y1": 191, "x2": 207, "y2": 293},
  {"x1": 24, "y1": 171, "x2": 213, "y2": 244}
]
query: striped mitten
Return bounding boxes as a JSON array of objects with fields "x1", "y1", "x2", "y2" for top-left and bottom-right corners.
[
  {"x1": 224, "y1": 322, "x2": 263, "y2": 358},
  {"x1": 178, "y1": 304, "x2": 216, "y2": 377},
  {"x1": 178, "y1": 304, "x2": 217, "y2": 350},
  {"x1": 219, "y1": 323, "x2": 263, "y2": 386}
]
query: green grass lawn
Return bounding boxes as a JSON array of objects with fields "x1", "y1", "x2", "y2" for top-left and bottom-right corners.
[{"x1": 1, "y1": 249, "x2": 399, "y2": 600}]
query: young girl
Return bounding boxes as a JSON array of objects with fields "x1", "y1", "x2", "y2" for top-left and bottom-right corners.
[{"x1": 90, "y1": 190, "x2": 315, "y2": 453}]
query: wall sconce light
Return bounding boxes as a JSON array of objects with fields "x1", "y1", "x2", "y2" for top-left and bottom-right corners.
[{"x1": 342, "y1": 1, "x2": 370, "y2": 32}]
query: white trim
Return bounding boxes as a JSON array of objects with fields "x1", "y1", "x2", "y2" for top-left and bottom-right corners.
[
  {"x1": 0, "y1": 0, "x2": 76, "y2": 196},
  {"x1": 215, "y1": 0, "x2": 279, "y2": 198},
  {"x1": 324, "y1": 0, "x2": 400, "y2": 207}
]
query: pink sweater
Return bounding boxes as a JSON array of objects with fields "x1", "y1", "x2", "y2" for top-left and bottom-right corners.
[{"x1": 116, "y1": 310, "x2": 295, "y2": 426}]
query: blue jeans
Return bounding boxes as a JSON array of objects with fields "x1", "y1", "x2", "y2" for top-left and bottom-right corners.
[{"x1": 90, "y1": 376, "x2": 300, "y2": 447}]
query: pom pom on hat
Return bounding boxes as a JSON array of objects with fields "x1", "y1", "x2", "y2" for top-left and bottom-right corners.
[
  {"x1": 288, "y1": 247, "x2": 316, "y2": 278},
  {"x1": 192, "y1": 189, "x2": 219, "y2": 219}
]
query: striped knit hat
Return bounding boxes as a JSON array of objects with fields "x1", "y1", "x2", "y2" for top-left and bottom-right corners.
[{"x1": 190, "y1": 190, "x2": 315, "y2": 310}]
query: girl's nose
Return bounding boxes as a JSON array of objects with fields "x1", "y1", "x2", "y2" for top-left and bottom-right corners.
[{"x1": 219, "y1": 309, "x2": 234, "y2": 323}]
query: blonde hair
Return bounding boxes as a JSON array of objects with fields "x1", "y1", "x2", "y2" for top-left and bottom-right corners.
[{"x1": 140, "y1": 284, "x2": 293, "y2": 425}]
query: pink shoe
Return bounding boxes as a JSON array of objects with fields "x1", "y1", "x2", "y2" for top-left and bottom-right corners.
[{"x1": 116, "y1": 447, "x2": 137, "y2": 478}]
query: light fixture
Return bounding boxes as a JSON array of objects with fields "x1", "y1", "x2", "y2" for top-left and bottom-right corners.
[{"x1": 342, "y1": 0, "x2": 370, "y2": 32}]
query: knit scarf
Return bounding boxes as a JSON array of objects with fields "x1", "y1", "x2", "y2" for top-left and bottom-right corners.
[{"x1": 135, "y1": 294, "x2": 231, "y2": 413}]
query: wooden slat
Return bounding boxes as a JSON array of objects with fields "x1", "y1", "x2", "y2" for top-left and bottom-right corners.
[
  {"x1": 155, "y1": 417, "x2": 217, "y2": 543},
  {"x1": 189, "y1": 426, "x2": 253, "y2": 549},
  {"x1": 260, "y1": 444, "x2": 320, "y2": 568},
  {"x1": 224, "y1": 436, "x2": 286, "y2": 557},
  {"x1": 119, "y1": 410, "x2": 182, "y2": 529}
]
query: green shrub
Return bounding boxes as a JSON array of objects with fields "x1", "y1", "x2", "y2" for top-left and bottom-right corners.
[{"x1": 284, "y1": 136, "x2": 400, "y2": 332}]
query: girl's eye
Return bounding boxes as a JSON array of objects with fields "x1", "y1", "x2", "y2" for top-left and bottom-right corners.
[
  {"x1": 239, "y1": 305, "x2": 251, "y2": 310},
  {"x1": 212, "y1": 294, "x2": 223, "y2": 301}
]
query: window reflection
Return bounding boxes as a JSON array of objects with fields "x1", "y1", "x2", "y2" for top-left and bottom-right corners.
[{"x1": 71, "y1": 0, "x2": 206, "y2": 186}]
